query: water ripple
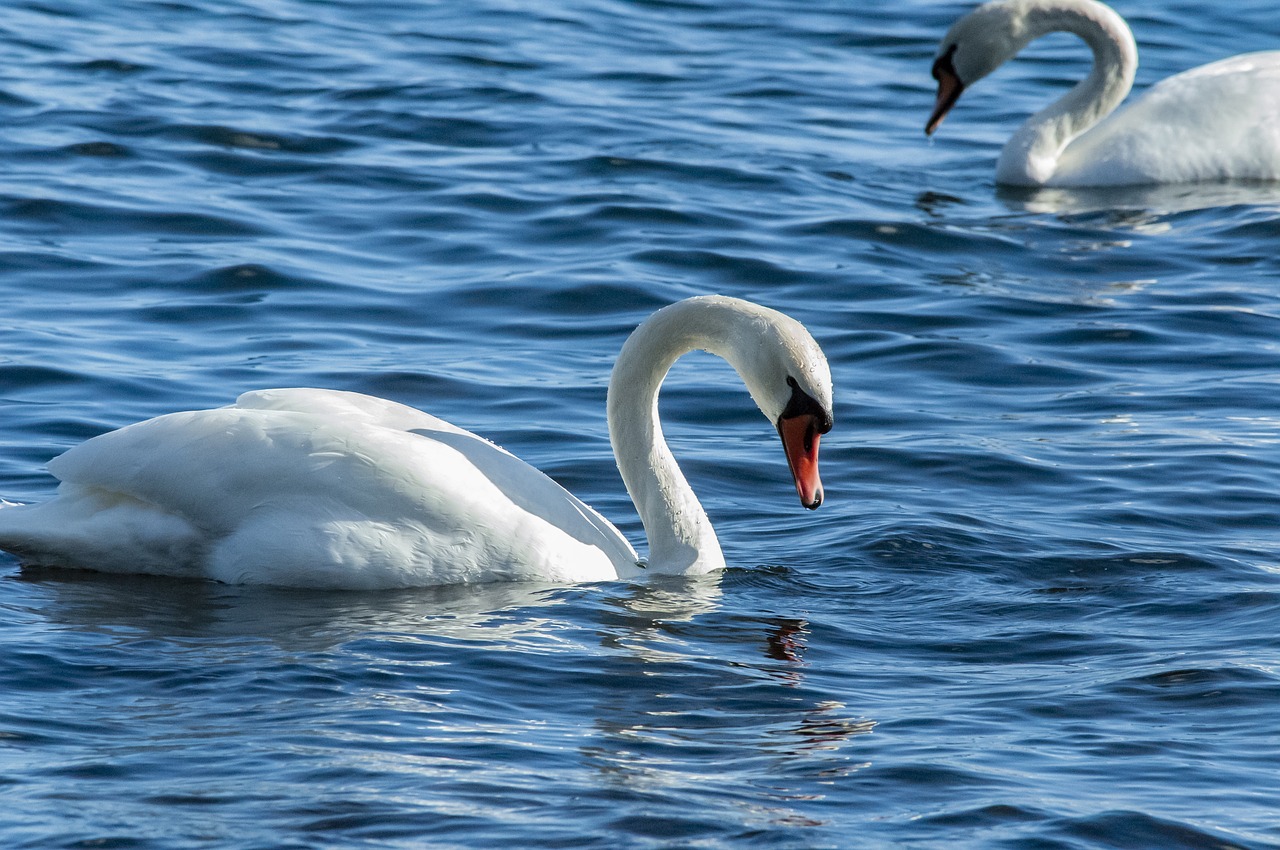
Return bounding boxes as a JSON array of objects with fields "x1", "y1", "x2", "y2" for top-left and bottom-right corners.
[{"x1": 2, "y1": 0, "x2": 1280, "y2": 847}]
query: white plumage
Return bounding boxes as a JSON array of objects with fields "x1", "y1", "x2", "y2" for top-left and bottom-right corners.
[{"x1": 0, "y1": 297, "x2": 833, "y2": 589}]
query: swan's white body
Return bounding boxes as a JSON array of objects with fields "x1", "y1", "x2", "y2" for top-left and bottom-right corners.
[
  {"x1": 926, "y1": 0, "x2": 1280, "y2": 187},
  {"x1": 0, "y1": 296, "x2": 833, "y2": 589}
]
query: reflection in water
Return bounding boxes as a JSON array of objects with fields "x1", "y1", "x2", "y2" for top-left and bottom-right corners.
[
  {"x1": 13, "y1": 565, "x2": 727, "y2": 652},
  {"x1": 11, "y1": 565, "x2": 572, "y2": 649},
  {"x1": 764, "y1": 616, "x2": 808, "y2": 664},
  {"x1": 769, "y1": 701, "x2": 877, "y2": 756},
  {"x1": 580, "y1": 590, "x2": 875, "y2": 829},
  {"x1": 996, "y1": 181, "x2": 1280, "y2": 221},
  {"x1": 10, "y1": 566, "x2": 877, "y2": 833},
  {"x1": 760, "y1": 618, "x2": 877, "y2": 757},
  {"x1": 612, "y1": 573, "x2": 724, "y2": 622},
  {"x1": 915, "y1": 190, "x2": 968, "y2": 219}
]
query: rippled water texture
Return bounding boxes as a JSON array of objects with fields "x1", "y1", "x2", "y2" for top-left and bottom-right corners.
[{"x1": 2, "y1": 0, "x2": 1280, "y2": 847}]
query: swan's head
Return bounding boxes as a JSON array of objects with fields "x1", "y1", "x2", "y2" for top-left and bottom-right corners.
[
  {"x1": 612, "y1": 296, "x2": 834, "y2": 513},
  {"x1": 926, "y1": 0, "x2": 1029, "y2": 135},
  {"x1": 721, "y1": 300, "x2": 834, "y2": 511}
]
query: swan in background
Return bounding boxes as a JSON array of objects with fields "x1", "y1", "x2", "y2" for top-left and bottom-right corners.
[
  {"x1": 925, "y1": 0, "x2": 1280, "y2": 187},
  {"x1": 0, "y1": 296, "x2": 834, "y2": 589}
]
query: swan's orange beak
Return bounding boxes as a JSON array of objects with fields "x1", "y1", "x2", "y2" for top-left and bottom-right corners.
[
  {"x1": 926, "y1": 49, "x2": 964, "y2": 136},
  {"x1": 779, "y1": 414, "x2": 826, "y2": 510}
]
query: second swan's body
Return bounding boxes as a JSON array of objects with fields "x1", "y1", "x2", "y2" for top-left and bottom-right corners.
[{"x1": 927, "y1": 0, "x2": 1280, "y2": 187}]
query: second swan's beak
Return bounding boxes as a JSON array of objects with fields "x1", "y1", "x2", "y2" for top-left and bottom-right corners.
[
  {"x1": 926, "y1": 48, "x2": 965, "y2": 136},
  {"x1": 778, "y1": 413, "x2": 828, "y2": 510}
]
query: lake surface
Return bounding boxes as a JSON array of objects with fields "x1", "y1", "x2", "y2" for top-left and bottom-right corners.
[{"x1": 2, "y1": 0, "x2": 1280, "y2": 847}]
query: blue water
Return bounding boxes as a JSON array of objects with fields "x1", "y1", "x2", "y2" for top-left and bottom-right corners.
[{"x1": 2, "y1": 0, "x2": 1280, "y2": 846}]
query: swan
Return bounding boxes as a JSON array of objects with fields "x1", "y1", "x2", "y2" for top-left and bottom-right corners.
[
  {"x1": 0, "y1": 296, "x2": 834, "y2": 589},
  {"x1": 925, "y1": 0, "x2": 1280, "y2": 186}
]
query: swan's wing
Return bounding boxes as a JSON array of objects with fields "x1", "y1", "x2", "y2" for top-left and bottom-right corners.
[
  {"x1": 231, "y1": 389, "x2": 636, "y2": 570},
  {"x1": 2, "y1": 389, "x2": 637, "y2": 586},
  {"x1": 235, "y1": 388, "x2": 473, "y2": 438},
  {"x1": 1062, "y1": 51, "x2": 1280, "y2": 184}
]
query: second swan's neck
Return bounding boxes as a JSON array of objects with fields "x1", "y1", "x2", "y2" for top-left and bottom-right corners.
[
  {"x1": 607, "y1": 299, "x2": 771, "y2": 575},
  {"x1": 996, "y1": 0, "x2": 1137, "y2": 185}
]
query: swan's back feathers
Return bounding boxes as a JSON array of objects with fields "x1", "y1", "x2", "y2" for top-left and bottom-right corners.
[
  {"x1": 1059, "y1": 52, "x2": 1280, "y2": 185},
  {"x1": 0, "y1": 389, "x2": 636, "y2": 587}
]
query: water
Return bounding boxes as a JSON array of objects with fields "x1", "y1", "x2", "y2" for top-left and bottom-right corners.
[{"x1": 2, "y1": 0, "x2": 1280, "y2": 846}]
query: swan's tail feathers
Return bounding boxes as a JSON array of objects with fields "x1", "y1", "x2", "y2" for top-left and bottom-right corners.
[{"x1": 0, "y1": 490, "x2": 203, "y2": 577}]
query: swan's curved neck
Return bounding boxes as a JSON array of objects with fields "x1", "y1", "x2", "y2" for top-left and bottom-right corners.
[
  {"x1": 607, "y1": 302, "x2": 771, "y2": 575},
  {"x1": 997, "y1": 0, "x2": 1137, "y2": 185}
]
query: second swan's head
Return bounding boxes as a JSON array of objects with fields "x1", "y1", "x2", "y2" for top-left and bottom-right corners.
[{"x1": 926, "y1": 0, "x2": 1038, "y2": 135}]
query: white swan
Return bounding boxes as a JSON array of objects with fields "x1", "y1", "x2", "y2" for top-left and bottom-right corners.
[
  {"x1": 925, "y1": 0, "x2": 1280, "y2": 186},
  {"x1": 0, "y1": 296, "x2": 834, "y2": 589}
]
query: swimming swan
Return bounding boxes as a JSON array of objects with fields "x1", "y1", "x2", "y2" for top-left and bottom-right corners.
[
  {"x1": 925, "y1": 0, "x2": 1280, "y2": 186},
  {"x1": 0, "y1": 296, "x2": 834, "y2": 589}
]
